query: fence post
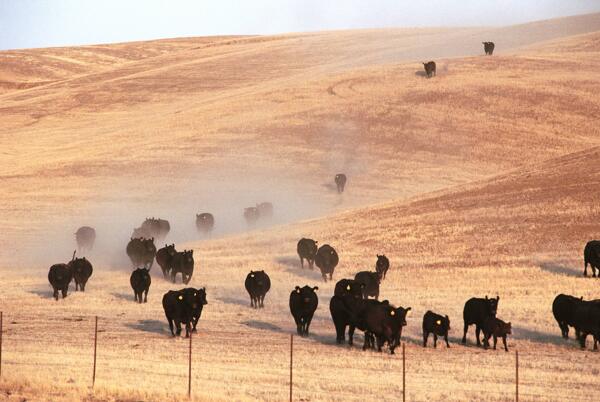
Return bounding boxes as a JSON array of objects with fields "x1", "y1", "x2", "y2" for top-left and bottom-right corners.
[
  {"x1": 92, "y1": 316, "x2": 98, "y2": 388},
  {"x1": 402, "y1": 342, "x2": 406, "y2": 402},
  {"x1": 0, "y1": 311, "x2": 3, "y2": 378},
  {"x1": 188, "y1": 331, "x2": 192, "y2": 398},
  {"x1": 289, "y1": 334, "x2": 293, "y2": 402},
  {"x1": 515, "y1": 350, "x2": 519, "y2": 402}
]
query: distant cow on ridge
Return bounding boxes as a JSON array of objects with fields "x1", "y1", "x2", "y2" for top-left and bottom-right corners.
[
  {"x1": 257, "y1": 202, "x2": 273, "y2": 219},
  {"x1": 75, "y1": 226, "x2": 96, "y2": 253},
  {"x1": 423, "y1": 61, "x2": 436, "y2": 78},
  {"x1": 482, "y1": 42, "x2": 495, "y2": 55},
  {"x1": 244, "y1": 207, "x2": 260, "y2": 226},
  {"x1": 334, "y1": 174, "x2": 347, "y2": 193},
  {"x1": 297, "y1": 238, "x2": 318, "y2": 269}
]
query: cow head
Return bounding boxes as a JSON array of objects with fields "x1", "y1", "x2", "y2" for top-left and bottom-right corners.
[
  {"x1": 485, "y1": 295, "x2": 499, "y2": 316},
  {"x1": 392, "y1": 306, "x2": 411, "y2": 326}
]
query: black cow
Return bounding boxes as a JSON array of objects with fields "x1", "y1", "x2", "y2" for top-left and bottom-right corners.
[
  {"x1": 423, "y1": 61, "x2": 436, "y2": 78},
  {"x1": 162, "y1": 289, "x2": 196, "y2": 337},
  {"x1": 170, "y1": 250, "x2": 194, "y2": 284},
  {"x1": 48, "y1": 263, "x2": 72, "y2": 301},
  {"x1": 573, "y1": 300, "x2": 600, "y2": 350},
  {"x1": 196, "y1": 213, "x2": 215, "y2": 234},
  {"x1": 289, "y1": 285, "x2": 319, "y2": 336},
  {"x1": 423, "y1": 310, "x2": 451, "y2": 348},
  {"x1": 482, "y1": 317, "x2": 512, "y2": 351},
  {"x1": 354, "y1": 271, "x2": 380, "y2": 299},
  {"x1": 126, "y1": 237, "x2": 156, "y2": 269},
  {"x1": 315, "y1": 244, "x2": 339, "y2": 282},
  {"x1": 68, "y1": 251, "x2": 93, "y2": 291},
  {"x1": 462, "y1": 295, "x2": 499, "y2": 346},
  {"x1": 334, "y1": 174, "x2": 347, "y2": 193},
  {"x1": 362, "y1": 301, "x2": 411, "y2": 354},
  {"x1": 244, "y1": 207, "x2": 260, "y2": 226},
  {"x1": 552, "y1": 294, "x2": 583, "y2": 339},
  {"x1": 375, "y1": 254, "x2": 389, "y2": 280},
  {"x1": 584, "y1": 240, "x2": 600, "y2": 277},
  {"x1": 141, "y1": 217, "x2": 170, "y2": 240},
  {"x1": 182, "y1": 287, "x2": 208, "y2": 332},
  {"x1": 130, "y1": 268, "x2": 151, "y2": 303},
  {"x1": 297, "y1": 238, "x2": 318, "y2": 270},
  {"x1": 257, "y1": 202, "x2": 273, "y2": 219},
  {"x1": 245, "y1": 270, "x2": 271, "y2": 308},
  {"x1": 156, "y1": 244, "x2": 177, "y2": 279},
  {"x1": 482, "y1": 41, "x2": 495, "y2": 55},
  {"x1": 334, "y1": 279, "x2": 364, "y2": 298},
  {"x1": 75, "y1": 226, "x2": 96, "y2": 253},
  {"x1": 330, "y1": 293, "x2": 368, "y2": 345}
]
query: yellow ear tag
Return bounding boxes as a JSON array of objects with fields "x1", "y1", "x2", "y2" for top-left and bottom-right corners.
[
  {"x1": 436, "y1": 320, "x2": 441, "y2": 325},
  {"x1": 194, "y1": 293, "x2": 197, "y2": 296},
  {"x1": 346, "y1": 285, "x2": 351, "y2": 291},
  {"x1": 250, "y1": 274, "x2": 254, "y2": 278},
  {"x1": 178, "y1": 295, "x2": 183, "y2": 300},
  {"x1": 296, "y1": 289, "x2": 300, "y2": 293},
  {"x1": 390, "y1": 310, "x2": 395, "y2": 316}
]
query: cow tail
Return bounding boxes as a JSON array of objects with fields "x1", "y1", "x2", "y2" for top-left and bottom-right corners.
[{"x1": 72, "y1": 250, "x2": 76, "y2": 261}]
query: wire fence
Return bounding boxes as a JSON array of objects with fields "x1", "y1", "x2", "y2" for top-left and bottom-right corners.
[{"x1": 0, "y1": 311, "x2": 595, "y2": 401}]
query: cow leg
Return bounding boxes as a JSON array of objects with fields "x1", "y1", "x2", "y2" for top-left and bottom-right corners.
[
  {"x1": 502, "y1": 336, "x2": 508, "y2": 352},
  {"x1": 433, "y1": 334, "x2": 438, "y2": 348},
  {"x1": 334, "y1": 322, "x2": 346, "y2": 344},
  {"x1": 293, "y1": 315, "x2": 302, "y2": 335},
  {"x1": 53, "y1": 287, "x2": 59, "y2": 301},
  {"x1": 376, "y1": 335, "x2": 384, "y2": 352},
  {"x1": 309, "y1": 260, "x2": 314, "y2": 270},
  {"x1": 493, "y1": 335, "x2": 498, "y2": 350},
  {"x1": 167, "y1": 318, "x2": 175, "y2": 336},
  {"x1": 62, "y1": 287, "x2": 68, "y2": 299},
  {"x1": 322, "y1": 273, "x2": 327, "y2": 282},
  {"x1": 584, "y1": 260, "x2": 588, "y2": 277},
  {"x1": 423, "y1": 331, "x2": 429, "y2": 347},
  {"x1": 81, "y1": 282, "x2": 86, "y2": 292},
  {"x1": 444, "y1": 334, "x2": 450, "y2": 348},
  {"x1": 299, "y1": 257, "x2": 304, "y2": 269},
  {"x1": 475, "y1": 325, "x2": 482, "y2": 346},
  {"x1": 482, "y1": 334, "x2": 489, "y2": 349},
  {"x1": 348, "y1": 325, "x2": 355, "y2": 346},
  {"x1": 362, "y1": 333, "x2": 370, "y2": 351},
  {"x1": 462, "y1": 323, "x2": 468, "y2": 344},
  {"x1": 144, "y1": 288, "x2": 148, "y2": 303},
  {"x1": 305, "y1": 313, "x2": 314, "y2": 337},
  {"x1": 184, "y1": 322, "x2": 191, "y2": 338},
  {"x1": 329, "y1": 272, "x2": 333, "y2": 281},
  {"x1": 175, "y1": 321, "x2": 182, "y2": 336}
]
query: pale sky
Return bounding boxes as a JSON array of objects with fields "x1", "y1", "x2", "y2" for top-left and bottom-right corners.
[{"x1": 1, "y1": 0, "x2": 599, "y2": 50}]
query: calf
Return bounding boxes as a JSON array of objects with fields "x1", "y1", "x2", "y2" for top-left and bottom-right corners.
[
  {"x1": 422, "y1": 311, "x2": 451, "y2": 348},
  {"x1": 68, "y1": 252, "x2": 93, "y2": 291},
  {"x1": 482, "y1": 317, "x2": 512, "y2": 351},
  {"x1": 289, "y1": 285, "x2": 319, "y2": 336},
  {"x1": 297, "y1": 238, "x2": 318, "y2": 269},
  {"x1": 156, "y1": 244, "x2": 177, "y2": 279},
  {"x1": 245, "y1": 270, "x2": 271, "y2": 308},
  {"x1": 552, "y1": 294, "x2": 583, "y2": 339},
  {"x1": 375, "y1": 254, "x2": 389, "y2": 279},
  {"x1": 363, "y1": 301, "x2": 411, "y2": 354},
  {"x1": 354, "y1": 271, "x2": 380, "y2": 299},
  {"x1": 130, "y1": 268, "x2": 151, "y2": 303},
  {"x1": 48, "y1": 263, "x2": 72, "y2": 301},
  {"x1": 462, "y1": 295, "x2": 499, "y2": 346}
]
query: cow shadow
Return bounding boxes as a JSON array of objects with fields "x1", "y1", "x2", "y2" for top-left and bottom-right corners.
[
  {"x1": 276, "y1": 256, "x2": 323, "y2": 281},
  {"x1": 414, "y1": 70, "x2": 427, "y2": 77},
  {"x1": 512, "y1": 325, "x2": 566, "y2": 346},
  {"x1": 242, "y1": 320, "x2": 284, "y2": 333},
  {"x1": 28, "y1": 289, "x2": 53, "y2": 299},
  {"x1": 215, "y1": 295, "x2": 250, "y2": 307},
  {"x1": 110, "y1": 292, "x2": 134, "y2": 302},
  {"x1": 539, "y1": 262, "x2": 580, "y2": 277},
  {"x1": 322, "y1": 182, "x2": 338, "y2": 192},
  {"x1": 125, "y1": 319, "x2": 167, "y2": 335}
]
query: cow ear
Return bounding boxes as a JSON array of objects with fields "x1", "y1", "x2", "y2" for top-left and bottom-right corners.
[
  {"x1": 445, "y1": 315, "x2": 449, "y2": 320},
  {"x1": 313, "y1": 286, "x2": 319, "y2": 292},
  {"x1": 190, "y1": 250, "x2": 194, "y2": 255},
  {"x1": 201, "y1": 287, "x2": 205, "y2": 292},
  {"x1": 496, "y1": 295, "x2": 500, "y2": 301},
  {"x1": 485, "y1": 295, "x2": 488, "y2": 300},
  {"x1": 295, "y1": 286, "x2": 300, "y2": 291}
]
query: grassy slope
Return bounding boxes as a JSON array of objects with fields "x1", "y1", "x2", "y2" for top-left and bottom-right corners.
[{"x1": 1, "y1": 14, "x2": 600, "y2": 402}]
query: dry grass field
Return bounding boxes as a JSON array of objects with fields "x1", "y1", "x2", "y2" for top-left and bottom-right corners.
[{"x1": 1, "y1": 12, "x2": 600, "y2": 402}]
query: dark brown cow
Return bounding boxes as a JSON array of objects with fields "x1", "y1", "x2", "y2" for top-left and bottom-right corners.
[
  {"x1": 75, "y1": 226, "x2": 96, "y2": 253},
  {"x1": 482, "y1": 42, "x2": 495, "y2": 55},
  {"x1": 334, "y1": 174, "x2": 347, "y2": 193},
  {"x1": 423, "y1": 61, "x2": 436, "y2": 78}
]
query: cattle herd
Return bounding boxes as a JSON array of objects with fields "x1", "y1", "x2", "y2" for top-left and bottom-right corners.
[{"x1": 45, "y1": 50, "x2": 600, "y2": 355}]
